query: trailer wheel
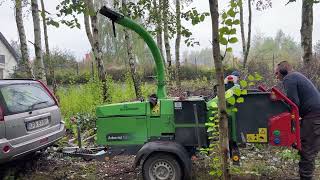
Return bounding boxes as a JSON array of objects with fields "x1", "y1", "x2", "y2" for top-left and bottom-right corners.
[{"x1": 143, "y1": 153, "x2": 182, "y2": 180}]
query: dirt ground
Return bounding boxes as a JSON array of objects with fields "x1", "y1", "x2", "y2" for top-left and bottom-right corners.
[{"x1": 1, "y1": 145, "x2": 320, "y2": 180}]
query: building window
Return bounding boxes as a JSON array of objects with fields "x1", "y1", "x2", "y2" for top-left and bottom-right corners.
[{"x1": 0, "y1": 55, "x2": 5, "y2": 64}]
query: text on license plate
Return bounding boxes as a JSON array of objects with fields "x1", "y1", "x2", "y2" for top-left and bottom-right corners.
[{"x1": 27, "y1": 118, "x2": 49, "y2": 130}]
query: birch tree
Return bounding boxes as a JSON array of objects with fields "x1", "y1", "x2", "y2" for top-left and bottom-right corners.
[
  {"x1": 175, "y1": 0, "x2": 182, "y2": 88},
  {"x1": 301, "y1": 0, "x2": 313, "y2": 64},
  {"x1": 239, "y1": 0, "x2": 252, "y2": 69},
  {"x1": 153, "y1": 0, "x2": 164, "y2": 58},
  {"x1": 31, "y1": 0, "x2": 46, "y2": 82},
  {"x1": 122, "y1": 0, "x2": 142, "y2": 99},
  {"x1": 209, "y1": 0, "x2": 230, "y2": 178},
  {"x1": 84, "y1": 0, "x2": 109, "y2": 102},
  {"x1": 163, "y1": 0, "x2": 172, "y2": 83},
  {"x1": 40, "y1": 0, "x2": 57, "y2": 93},
  {"x1": 14, "y1": 0, "x2": 33, "y2": 77}
]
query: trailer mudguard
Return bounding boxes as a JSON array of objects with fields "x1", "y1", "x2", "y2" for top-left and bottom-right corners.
[{"x1": 133, "y1": 141, "x2": 192, "y2": 179}]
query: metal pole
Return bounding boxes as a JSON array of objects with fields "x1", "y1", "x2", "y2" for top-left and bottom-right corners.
[{"x1": 193, "y1": 104, "x2": 202, "y2": 149}]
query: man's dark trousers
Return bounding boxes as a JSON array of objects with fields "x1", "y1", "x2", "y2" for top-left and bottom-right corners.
[{"x1": 299, "y1": 114, "x2": 320, "y2": 179}]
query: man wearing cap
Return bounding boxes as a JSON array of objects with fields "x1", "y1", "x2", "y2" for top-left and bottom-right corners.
[
  {"x1": 275, "y1": 61, "x2": 320, "y2": 180},
  {"x1": 224, "y1": 71, "x2": 240, "y2": 90}
]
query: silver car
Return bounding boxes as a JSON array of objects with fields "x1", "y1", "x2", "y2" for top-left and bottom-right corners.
[{"x1": 0, "y1": 79, "x2": 65, "y2": 163}]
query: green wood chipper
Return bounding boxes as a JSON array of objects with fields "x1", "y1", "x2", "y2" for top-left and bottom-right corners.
[{"x1": 65, "y1": 7, "x2": 302, "y2": 180}]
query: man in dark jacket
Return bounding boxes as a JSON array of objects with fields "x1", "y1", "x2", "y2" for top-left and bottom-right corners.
[{"x1": 276, "y1": 61, "x2": 320, "y2": 179}]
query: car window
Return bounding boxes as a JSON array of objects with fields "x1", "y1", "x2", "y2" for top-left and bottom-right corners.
[{"x1": 0, "y1": 83, "x2": 55, "y2": 115}]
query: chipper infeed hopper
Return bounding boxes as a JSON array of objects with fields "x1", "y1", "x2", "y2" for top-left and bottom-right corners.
[
  {"x1": 232, "y1": 87, "x2": 301, "y2": 149},
  {"x1": 94, "y1": 6, "x2": 301, "y2": 180}
]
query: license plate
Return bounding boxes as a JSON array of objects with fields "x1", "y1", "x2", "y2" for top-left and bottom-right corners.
[{"x1": 27, "y1": 118, "x2": 49, "y2": 131}]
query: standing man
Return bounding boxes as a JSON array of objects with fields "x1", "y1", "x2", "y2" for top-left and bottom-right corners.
[{"x1": 276, "y1": 61, "x2": 320, "y2": 179}]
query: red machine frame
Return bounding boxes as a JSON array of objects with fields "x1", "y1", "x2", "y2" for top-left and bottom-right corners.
[{"x1": 258, "y1": 85, "x2": 301, "y2": 150}]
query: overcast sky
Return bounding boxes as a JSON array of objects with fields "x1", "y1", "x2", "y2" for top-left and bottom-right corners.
[{"x1": 0, "y1": 0, "x2": 320, "y2": 60}]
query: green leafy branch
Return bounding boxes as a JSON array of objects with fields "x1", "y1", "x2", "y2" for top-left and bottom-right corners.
[
  {"x1": 219, "y1": 0, "x2": 240, "y2": 59},
  {"x1": 203, "y1": 73, "x2": 263, "y2": 178},
  {"x1": 227, "y1": 72, "x2": 263, "y2": 110},
  {"x1": 182, "y1": 8, "x2": 210, "y2": 47}
]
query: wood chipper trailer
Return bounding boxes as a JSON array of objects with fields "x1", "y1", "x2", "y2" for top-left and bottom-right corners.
[{"x1": 65, "y1": 7, "x2": 301, "y2": 180}]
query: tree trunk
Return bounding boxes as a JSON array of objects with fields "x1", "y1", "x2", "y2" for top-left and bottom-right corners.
[
  {"x1": 209, "y1": 0, "x2": 230, "y2": 179},
  {"x1": 243, "y1": 0, "x2": 252, "y2": 69},
  {"x1": 301, "y1": 0, "x2": 313, "y2": 65},
  {"x1": 40, "y1": 0, "x2": 49, "y2": 56},
  {"x1": 15, "y1": 0, "x2": 33, "y2": 78},
  {"x1": 85, "y1": 0, "x2": 108, "y2": 102},
  {"x1": 122, "y1": 0, "x2": 142, "y2": 99},
  {"x1": 175, "y1": 0, "x2": 181, "y2": 89},
  {"x1": 84, "y1": 13, "x2": 94, "y2": 47},
  {"x1": 163, "y1": 0, "x2": 172, "y2": 85},
  {"x1": 40, "y1": 0, "x2": 56, "y2": 93},
  {"x1": 153, "y1": 0, "x2": 164, "y2": 58},
  {"x1": 31, "y1": 0, "x2": 46, "y2": 83},
  {"x1": 239, "y1": 0, "x2": 246, "y2": 66}
]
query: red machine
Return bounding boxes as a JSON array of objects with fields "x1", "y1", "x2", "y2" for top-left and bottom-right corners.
[
  {"x1": 258, "y1": 86, "x2": 301, "y2": 150},
  {"x1": 268, "y1": 87, "x2": 301, "y2": 150}
]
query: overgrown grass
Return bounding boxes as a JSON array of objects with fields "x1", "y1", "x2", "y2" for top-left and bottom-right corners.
[
  {"x1": 57, "y1": 74, "x2": 157, "y2": 131},
  {"x1": 56, "y1": 79, "x2": 103, "y2": 129}
]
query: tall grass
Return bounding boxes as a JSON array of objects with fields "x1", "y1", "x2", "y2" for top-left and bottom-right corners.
[
  {"x1": 57, "y1": 74, "x2": 157, "y2": 129},
  {"x1": 56, "y1": 79, "x2": 103, "y2": 128}
]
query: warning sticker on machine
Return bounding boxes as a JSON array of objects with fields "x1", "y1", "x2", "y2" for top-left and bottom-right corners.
[
  {"x1": 151, "y1": 104, "x2": 160, "y2": 115},
  {"x1": 246, "y1": 128, "x2": 268, "y2": 143},
  {"x1": 246, "y1": 134, "x2": 259, "y2": 142},
  {"x1": 174, "y1": 102, "x2": 182, "y2": 109},
  {"x1": 258, "y1": 128, "x2": 268, "y2": 143}
]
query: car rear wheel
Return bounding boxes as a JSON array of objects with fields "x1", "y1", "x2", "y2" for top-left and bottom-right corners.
[{"x1": 143, "y1": 153, "x2": 182, "y2": 180}]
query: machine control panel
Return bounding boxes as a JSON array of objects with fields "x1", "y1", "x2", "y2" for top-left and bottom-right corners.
[{"x1": 268, "y1": 112, "x2": 297, "y2": 147}]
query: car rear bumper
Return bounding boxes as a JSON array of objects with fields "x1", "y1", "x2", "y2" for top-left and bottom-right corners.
[{"x1": 0, "y1": 123, "x2": 65, "y2": 163}]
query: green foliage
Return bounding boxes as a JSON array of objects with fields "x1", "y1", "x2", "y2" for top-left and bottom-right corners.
[
  {"x1": 248, "y1": 74, "x2": 255, "y2": 81},
  {"x1": 240, "y1": 80, "x2": 247, "y2": 88},
  {"x1": 182, "y1": 8, "x2": 210, "y2": 47},
  {"x1": 51, "y1": 0, "x2": 86, "y2": 29},
  {"x1": 227, "y1": 96, "x2": 236, "y2": 105},
  {"x1": 107, "y1": 72, "x2": 136, "y2": 103},
  {"x1": 57, "y1": 74, "x2": 158, "y2": 136},
  {"x1": 236, "y1": 97, "x2": 244, "y2": 103},
  {"x1": 277, "y1": 149, "x2": 299, "y2": 161},
  {"x1": 126, "y1": 0, "x2": 209, "y2": 47},
  {"x1": 249, "y1": 30, "x2": 302, "y2": 66},
  {"x1": 56, "y1": 78, "x2": 103, "y2": 129},
  {"x1": 219, "y1": 0, "x2": 240, "y2": 57},
  {"x1": 252, "y1": 163, "x2": 276, "y2": 176},
  {"x1": 183, "y1": 8, "x2": 210, "y2": 25}
]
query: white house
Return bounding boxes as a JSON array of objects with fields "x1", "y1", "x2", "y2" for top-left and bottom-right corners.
[{"x1": 0, "y1": 32, "x2": 18, "y2": 78}]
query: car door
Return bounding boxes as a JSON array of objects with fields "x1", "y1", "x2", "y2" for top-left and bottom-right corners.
[{"x1": 0, "y1": 82, "x2": 58, "y2": 141}]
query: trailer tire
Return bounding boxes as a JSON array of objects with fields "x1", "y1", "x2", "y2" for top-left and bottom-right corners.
[{"x1": 143, "y1": 153, "x2": 182, "y2": 180}]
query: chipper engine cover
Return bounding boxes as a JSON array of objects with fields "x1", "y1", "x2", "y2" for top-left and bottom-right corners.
[{"x1": 96, "y1": 98, "x2": 209, "y2": 153}]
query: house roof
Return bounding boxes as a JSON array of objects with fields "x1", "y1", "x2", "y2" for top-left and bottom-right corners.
[{"x1": 0, "y1": 32, "x2": 19, "y2": 62}]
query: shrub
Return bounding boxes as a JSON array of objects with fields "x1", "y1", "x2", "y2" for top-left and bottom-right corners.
[{"x1": 56, "y1": 79, "x2": 103, "y2": 129}]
